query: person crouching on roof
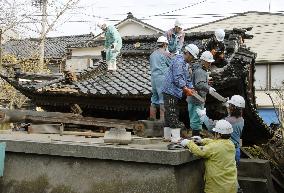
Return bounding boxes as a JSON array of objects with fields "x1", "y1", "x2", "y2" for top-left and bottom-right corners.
[
  {"x1": 187, "y1": 51, "x2": 216, "y2": 137},
  {"x1": 180, "y1": 120, "x2": 238, "y2": 193},
  {"x1": 162, "y1": 44, "x2": 199, "y2": 143},
  {"x1": 97, "y1": 20, "x2": 122, "y2": 71},
  {"x1": 149, "y1": 36, "x2": 171, "y2": 121}
]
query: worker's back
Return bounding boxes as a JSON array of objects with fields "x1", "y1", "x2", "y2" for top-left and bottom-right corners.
[{"x1": 202, "y1": 139, "x2": 237, "y2": 193}]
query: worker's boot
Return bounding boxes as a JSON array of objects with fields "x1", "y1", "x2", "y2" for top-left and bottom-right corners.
[
  {"x1": 171, "y1": 128, "x2": 181, "y2": 143},
  {"x1": 149, "y1": 104, "x2": 157, "y2": 120},
  {"x1": 107, "y1": 61, "x2": 112, "y2": 71},
  {"x1": 111, "y1": 61, "x2": 117, "y2": 71},
  {"x1": 159, "y1": 104, "x2": 165, "y2": 122},
  {"x1": 192, "y1": 130, "x2": 200, "y2": 137}
]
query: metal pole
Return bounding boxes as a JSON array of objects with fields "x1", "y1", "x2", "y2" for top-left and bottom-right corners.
[
  {"x1": 39, "y1": 0, "x2": 47, "y2": 70},
  {"x1": 0, "y1": 29, "x2": 2, "y2": 69}
]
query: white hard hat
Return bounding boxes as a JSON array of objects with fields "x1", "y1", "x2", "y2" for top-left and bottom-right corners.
[
  {"x1": 228, "y1": 95, "x2": 245, "y2": 108},
  {"x1": 184, "y1": 44, "x2": 199, "y2": 59},
  {"x1": 174, "y1": 19, "x2": 182, "y2": 28},
  {"x1": 212, "y1": 120, "x2": 233, "y2": 134},
  {"x1": 200, "y1": 51, "x2": 215, "y2": 62},
  {"x1": 214, "y1": 29, "x2": 225, "y2": 42},
  {"x1": 157, "y1": 36, "x2": 168, "y2": 44},
  {"x1": 97, "y1": 19, "x2": 107, "y2": 28}
]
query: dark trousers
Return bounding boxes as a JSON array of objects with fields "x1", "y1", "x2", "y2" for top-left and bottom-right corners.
[{"x1": 163, "y1": 93, "x2": 184, "y2": 129}]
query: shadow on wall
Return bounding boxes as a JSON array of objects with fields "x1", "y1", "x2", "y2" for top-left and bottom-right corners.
[{"x1": 1, "y1": 175, "x2": 77, "y2": 193}]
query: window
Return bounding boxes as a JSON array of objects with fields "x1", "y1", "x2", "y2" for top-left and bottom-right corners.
[
  {"x1": 270, "y1": 64, "x2": 284, "y2": 89},
  {"x1": 254, "y1": 64, "x2": 267, "y2": 90}
]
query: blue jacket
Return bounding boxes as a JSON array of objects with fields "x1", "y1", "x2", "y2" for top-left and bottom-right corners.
[
  {"x1": 150, "y1": 49, "x2": 171, "y2": 78},
  {"x1": 162, "y1": 54, "x2": 192, "y2": 99},
  {"x1": 203, "y1": 116, "x2": 244, "y2": 148}
]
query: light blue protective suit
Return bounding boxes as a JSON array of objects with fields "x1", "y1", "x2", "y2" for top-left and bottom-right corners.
[
  {"x1": 150, "y1": 49, "x2": 171, "y2": 105},
  {"x1": 104, "y1": 25, "x2": 122, "y2": 62}
]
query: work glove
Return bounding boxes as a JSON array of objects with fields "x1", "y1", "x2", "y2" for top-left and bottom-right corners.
[
  {"x1": 209, "y1": 87, "x2": 216, "y2": 95},
  {"x1": 174, "y1": 50, "x2": 180, "y2": 55},
  {"x1": 191, "y1": 136, "x2": 202, "y2": 144},
  {"x1": 223, "y1": 97, "x2": 229, "y2": 107},
  {"x1": 183, "y1": 87, "x2": 194, "y2": 96},
  {"x1": 180, "y1": 139, "x2": 190, "y2": 147}
]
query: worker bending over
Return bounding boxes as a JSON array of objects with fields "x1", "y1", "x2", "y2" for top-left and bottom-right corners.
[
  {"x1": 97, "y1": 20, "x2": 122, "y2": 71},
  {"x1": 149, "y1": 36, "x2": 171, "y2": 121},
  {"x1": 180, "y1": 120, "x2": 237, "y2": 193},
  {"x1": 196, "y1": 95, "x2": 245, "y2": 165}
]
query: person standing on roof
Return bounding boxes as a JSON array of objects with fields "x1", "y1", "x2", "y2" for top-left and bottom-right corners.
[
  {"x1": 97, "y1": 20, "x2": 122, "y2": 71},
  {"x1": 149, "y1": 36, "x2": 171, "y2": 121},
  {"x1": 187, "y1": 51, "x2": 216, "y2": 137},
  {"x1": 162, "y1": 44, "x2": 199, "y2": 142},
  {"x1": 196, "y1": 95, "x2": 246, "y2": 165},
  {"x1": 206, "y1": 29, "x2": 226, "y2": 67},
  {"x1": 164, "y1": 19, "x2": 185, "y2": 55},
  {"x1": 180, "y1": 120, "x2": 237, "y2": 193}
]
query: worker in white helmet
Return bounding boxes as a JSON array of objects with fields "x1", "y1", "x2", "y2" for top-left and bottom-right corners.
[
  {"x1": 180, "y1": 120, "x2": 237, "y2": 193},
  {"x1": 196, "y1": 94, "x2": 245, "y2": 165},
  {"x1": 164, "y1": 19, "x2": 185, "y2": 54},
  {"x1": 97, "y1": 20, "x2": 122, "y2": 71},
  {"x1": 205, "y1": 29, "x2": 226, "y2": 67},
  {"x1": 187, "y1": 51, "x2": 216, "y2": 137},
  {"x1": 149, "y1": 36, "x2": 171, "y2": 121},
  {"x1": 162, "y1": 44, "x2": 199, "y2": 142}
]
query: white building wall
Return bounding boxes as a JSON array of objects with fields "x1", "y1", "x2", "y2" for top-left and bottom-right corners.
[
  {"x1": 118, "y1": 22, "x2": 160, "y2": 37},
  {"x1": 65, "y1": 58, "x2": 91, "y2": 72},
  {"x1": 71, "y1": 46, "x2": 103, "y2": 57}
]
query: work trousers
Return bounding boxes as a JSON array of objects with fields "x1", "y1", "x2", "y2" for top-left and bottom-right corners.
[
  {"x1": 163, "y1": 93, "x2": 184, "y2": 129},
  {"x1": 188, "y1": 102, "x2": 204, "y2": 131}
]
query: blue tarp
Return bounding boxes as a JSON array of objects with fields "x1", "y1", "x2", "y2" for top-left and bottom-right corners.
[{"x1": 257, "y1": 108, "x2": 279, "y2": 125}]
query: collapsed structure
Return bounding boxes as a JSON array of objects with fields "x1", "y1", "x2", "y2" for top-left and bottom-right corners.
[{"x1": 0, "y1": 28, "x2": 272, "y2": 145}]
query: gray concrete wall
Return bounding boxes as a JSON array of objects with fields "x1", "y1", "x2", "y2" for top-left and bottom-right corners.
[{"x1": 2, "y1": 152, "x2": 204, "y2": 193}]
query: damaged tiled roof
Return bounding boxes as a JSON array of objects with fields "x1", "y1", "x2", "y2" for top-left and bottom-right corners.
[
  {"x1": 8, "y1": 29, "x2": 251, "y2": 98},
  {"x1": 3, "y1": 33, "x2": 95, "y2": 59},
  {"x1": 186, "y1": 11, "x2": 284, "y2": 63}
]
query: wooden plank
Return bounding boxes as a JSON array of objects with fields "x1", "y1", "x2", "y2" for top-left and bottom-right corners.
[
  {"x1": 62, "y1": 131, "x2": 105, "y2": 138},
  {"x1": 27, "y1": 124, "x2": 61, "y2": 134}
]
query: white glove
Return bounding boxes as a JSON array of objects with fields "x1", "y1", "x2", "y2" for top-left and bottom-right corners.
[
  {"x1": 196, "y1": 108, "x2": 206, "y2": 117},
  {"x1": 191, "y1": 136, "x2": 202, "y2": 143},
  {"x1": 180, "y1": 139, "x2": 190, "y2": 147},
  {"x1": 174, "y1": 50, "x2": 180, "y2": 55},
  {"x1": 209, "y1": 87, "x2": 216, "y2": 95},
  {"x1": 223, "y1": 97, "x2": 229, "y2": 107}
]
